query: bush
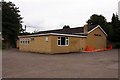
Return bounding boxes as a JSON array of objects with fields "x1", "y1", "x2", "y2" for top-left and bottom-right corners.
[
  {"x1": 2, "y1": 43, "x2": 6, "y2": 49},
  {"x1": 112, "y1": 42, "x2": 120, "y2": 49},
  {"x1": 114, "y1": 43, "x2": 120, "y2": 49}
]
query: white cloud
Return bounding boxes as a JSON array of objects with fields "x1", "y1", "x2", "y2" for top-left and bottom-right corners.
[{"x1": 6, "y1": 0, "x2": 120, "y2": 32}]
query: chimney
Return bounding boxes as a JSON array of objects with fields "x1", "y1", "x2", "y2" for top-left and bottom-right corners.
[
  {"x1": 63, "y1": 25, "x2": 70, "y2": 29},
  {"x1": 84, "y1": 24, "x2": 88, "y2": 34}
]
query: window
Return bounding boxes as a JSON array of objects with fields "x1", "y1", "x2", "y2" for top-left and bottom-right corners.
[
  {"x1": 20, "y1": 38, "x2": 30, "y2": 45},
  {"x1": 58, "y1": 36, "x2": 69, "y2": 46},
  {"x1": 28, "y1": 41, "x2": 29, "y2": 44},
  {"x1": 66, "y1": 37, "x2": 68, "y2": 45},
  {"x1": 45, "y1": 37, "x2": 48, "y2": 42},
  {"x1": 20, "y1": 41, "x2": 22, "y2": 44},
  {"x1": 58, "y1": 37, "x2": 61, "y2": 45},
  {"x1": 26, "y1": 41, "x2": 27, "y2": 44},
  {"x1": 23, "y1": 41, "x2": 25, "y2": 44}
]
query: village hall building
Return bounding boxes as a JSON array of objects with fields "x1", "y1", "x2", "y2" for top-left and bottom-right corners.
[{"x1": 17, "y1": 24, "x2": 107, "y2": 54}]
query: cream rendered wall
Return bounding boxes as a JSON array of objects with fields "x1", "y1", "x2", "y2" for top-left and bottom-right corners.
[
  {"x1": 87, "y1": 27, "x2": 107, "y2": 49},
  {"x1": 19, "y1": 27, "x2": 106, "y2": 54},
  {"x1": 50, "y1": 36, "x2": 87, "y2": 54},
  {"x1": 19, "y1": 36, "x2": 51, "y2": 53}
]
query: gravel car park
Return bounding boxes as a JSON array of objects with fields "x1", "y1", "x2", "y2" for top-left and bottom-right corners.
[{"x1": 2, "y1": 49, "x2": 118, "y2": 78}]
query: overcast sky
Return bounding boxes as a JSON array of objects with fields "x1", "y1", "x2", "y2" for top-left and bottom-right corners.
[{"x1": 6, "y1": 0, "x2": 120, "y2": 32}]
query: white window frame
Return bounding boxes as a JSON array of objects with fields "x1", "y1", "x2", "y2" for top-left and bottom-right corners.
[
  {"x1": 20, "y1": 40, "x2": 22, "y2": 44},
  {"x1": 57, "y1": 36, "x2": 69, "y2": 46},
  {"x1": 20, "y1": 39, "x2": 23, "y2": 44},
  {"x1": 45, "y1": 36, "x2": 48, "y2": 42},
  {"x1": 20, "y1": 38, "x2": 30, "y2": 45}
]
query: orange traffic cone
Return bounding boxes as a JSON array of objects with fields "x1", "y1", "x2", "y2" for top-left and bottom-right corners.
[
  {"x1": 107, "y1": 44, "x2": 112, "y2": 50},
  {"x1": 85, "y1": 46, "x2": 95, "y2": 51}
]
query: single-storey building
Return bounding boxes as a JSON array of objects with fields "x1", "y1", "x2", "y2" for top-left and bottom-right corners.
[{"x1": 17, "y1": 24, "x2": 107, "y2": 54}]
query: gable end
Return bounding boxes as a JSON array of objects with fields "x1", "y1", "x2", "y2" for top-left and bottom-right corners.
[{"x1": 88, "y1": 25, "x2": 107, "y2": 36}]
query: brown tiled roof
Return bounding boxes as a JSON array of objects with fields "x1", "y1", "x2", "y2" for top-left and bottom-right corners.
[
  {"x1": 20, "y1": 25, "x2": 98, "y2": 36},
  {"x1": 35, "y1": 27, "x2": 83, "y2": 34},
  {"x1": 33, "y1": 25, "x2": 98, "y2": 36}
]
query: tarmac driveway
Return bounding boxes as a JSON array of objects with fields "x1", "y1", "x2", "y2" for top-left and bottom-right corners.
[{"x1": 2, "y1": 49, "x2": 118, "y2": 78}]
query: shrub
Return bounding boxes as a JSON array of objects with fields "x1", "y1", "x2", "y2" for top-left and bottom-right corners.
[
  {"x1": 114, "y1": 43, "x2": 120, "y2": 49},
  {"x1": 2, "y1": 43, "x2": 6, "y2": 49}
]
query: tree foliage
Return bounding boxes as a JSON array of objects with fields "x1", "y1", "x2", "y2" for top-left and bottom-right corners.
[
  {"x1": 2, "y1": 1, "x2": 23, "y2": 48},
  {"x1": 111, "y1": 13, "x2": 120, "y2": 42},
  {"x1": 86, "y1": 14, "x2": 119, "y2": 42},
  {"x1": 87, "y1": 14, "x2": 109, "y2": 33}
]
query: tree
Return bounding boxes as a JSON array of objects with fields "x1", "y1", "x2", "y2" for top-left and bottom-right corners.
[
  {"x1": 111, "y1": 13, "x2": 120, "y2": 42},
  {"x1": 87, "y1": 14, "x2": 107, "y2": 25},
  {"x1": 87, "y1": 14, "x2": 114, "y2": 41},
  {"x1": 111, "y1": 14, "x2": 120, "y2": 29},
  {"x1": 2, "y1": 1, "x2": 23, "y2": 48},
  {"x1": 87, "y1": 14, "x2": 108, "y2": 32}
]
